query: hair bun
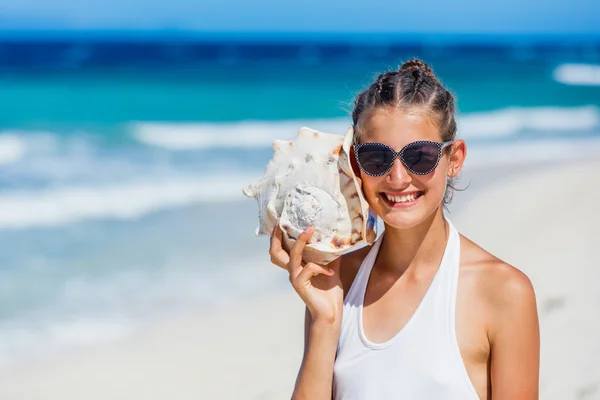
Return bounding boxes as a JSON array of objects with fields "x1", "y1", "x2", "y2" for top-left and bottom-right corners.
[{"x1": 399, "y1": 59, "x2": 435, "y2": 79}]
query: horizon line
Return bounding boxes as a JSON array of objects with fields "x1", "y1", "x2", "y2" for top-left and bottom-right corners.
[{"x1": 0, "y1": 29, "x2": 599, "y2": 44}]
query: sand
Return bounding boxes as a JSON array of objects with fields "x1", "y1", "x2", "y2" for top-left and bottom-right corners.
[{"x1": 0, "y1": 160, "x2": 599, "y2": 400}]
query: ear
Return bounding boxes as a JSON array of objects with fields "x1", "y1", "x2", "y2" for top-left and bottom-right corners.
[{"x1": 447, "y1": 139, "x2": 467, "y2": 178}]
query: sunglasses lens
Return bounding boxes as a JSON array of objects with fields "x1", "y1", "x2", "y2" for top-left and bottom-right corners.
[
  {"x1": 402, "y1": 142, "x2": 440, "y2": 174},
  {"x1": 356, "y1": 143, "x2": 395, "y2": 175}
]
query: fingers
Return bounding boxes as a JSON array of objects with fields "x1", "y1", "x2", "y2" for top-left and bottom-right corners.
[
  {"x1": 291, "y1": 262, "x2": 334, "y2": 290},
  {"x1": 288, "y1": 227, "x2": 314, "y2": 278},
  {"x1": 326, "y1": 257, "x2": 342, "y2": 274},
  {"x1": 269, "y1": 224, "x2": 289, "y2": 269}
]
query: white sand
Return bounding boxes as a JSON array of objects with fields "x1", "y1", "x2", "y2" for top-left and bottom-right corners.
[
  {"x1": 455, "y1": 161, "x2": 600, "y2": 400},
  {"x1": 1, "y1": 160, "x2": 599, "y2": 400}
]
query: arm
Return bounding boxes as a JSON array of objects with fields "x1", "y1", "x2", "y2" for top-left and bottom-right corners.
[
  {"x1": 489, "y1": 266, "x2": 540, "y2": 399},
  {"x1": 269, "y1": 227, "x2": 352, "y2": 399},
  {"x1": 269, "y1": 226, "x2": 343, "y2": 400},
  {"x1": 292, "y1": 307, "x2": 340, "y2": 400}
]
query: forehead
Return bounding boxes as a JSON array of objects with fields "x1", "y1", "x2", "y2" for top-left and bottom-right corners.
[{"x1": 359, "y1": 108, "x2": 441, "y2": 149}]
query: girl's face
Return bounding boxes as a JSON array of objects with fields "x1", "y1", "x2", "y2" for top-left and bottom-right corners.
[{"x1": 354, "y1": 108, "x2": 465, "y2": 230}]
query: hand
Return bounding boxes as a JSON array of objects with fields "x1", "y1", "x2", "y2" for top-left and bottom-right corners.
[
  {"x1": 268, "y1": 222, "x2": 291, "y2": 270},
  {"x1": 270, "y1": 224, "x2": 343, "y2": 324}
]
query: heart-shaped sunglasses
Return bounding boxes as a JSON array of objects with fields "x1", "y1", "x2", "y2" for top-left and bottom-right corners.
[{"x1": 353, "y1": 140, "x2": 454, "y2": 176}]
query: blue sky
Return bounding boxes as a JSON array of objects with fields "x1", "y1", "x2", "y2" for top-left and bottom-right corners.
[{"x1": 1, "y1": 0, "x2": 599, "y2": 34}]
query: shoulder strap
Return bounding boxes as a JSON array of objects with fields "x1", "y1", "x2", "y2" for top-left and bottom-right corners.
[{"x1": 343, "y1": 232, "x2": 385, "y2": 306}]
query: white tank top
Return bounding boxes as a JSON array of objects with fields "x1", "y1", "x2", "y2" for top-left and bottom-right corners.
[{"x1": 333, "y1": 219, "x2": 479, "y2": 399}]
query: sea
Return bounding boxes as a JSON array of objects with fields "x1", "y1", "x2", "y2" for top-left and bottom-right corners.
[{"x1": 1, "y1": 32, "x2": 599, "y2": 367}]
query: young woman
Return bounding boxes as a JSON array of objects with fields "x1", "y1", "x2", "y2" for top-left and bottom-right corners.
[{"x1": 269, "y1": 59, "x2": 540, "y2": 399}]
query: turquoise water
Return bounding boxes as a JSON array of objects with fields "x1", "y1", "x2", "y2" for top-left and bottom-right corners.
[
  {"x1": 1, "y1": 40, "x2": 600, "y2": 366},
  {"x1": 2, "y1": 61, "x2": 600, "y2": 127}
]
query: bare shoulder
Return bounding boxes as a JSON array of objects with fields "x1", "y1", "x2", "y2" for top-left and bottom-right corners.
[
  {"x1": 459, "y1": 234, "x2": 538, "y2": 334},
  {"x1": 458, "y1": 234, "x2": 540, "y2": 396},
  {"x1": 460, "y1": 234, "x2": 536, "y2": 304},
  {"x1": 339, "y1": 245, "x2": 371, "y2": 299}
]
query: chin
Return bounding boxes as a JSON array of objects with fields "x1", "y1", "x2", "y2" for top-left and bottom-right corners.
[{"x1": 381, "y1": 213, "x2": 429, "y2": 230}]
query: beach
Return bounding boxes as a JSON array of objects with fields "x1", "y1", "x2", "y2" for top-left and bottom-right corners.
[
  {"x1": 0, "y1": 38, "x2": 599, "y2": 400},
  {"x1": 0, "y1": 158, "x2": 598, "y2": 400}
]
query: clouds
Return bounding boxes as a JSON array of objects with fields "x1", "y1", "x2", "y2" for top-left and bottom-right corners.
[{"x1": 0, "y1": 0, "x2": 598, "y2": 34}]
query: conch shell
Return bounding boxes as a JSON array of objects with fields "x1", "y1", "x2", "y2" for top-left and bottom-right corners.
[{"x1": 243, "y1": 126, "x2": 377, "y2": 265}]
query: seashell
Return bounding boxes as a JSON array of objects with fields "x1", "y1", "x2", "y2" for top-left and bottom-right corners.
[{"x1": 243, "y1": 126, "x2": 377, "y2": 265}]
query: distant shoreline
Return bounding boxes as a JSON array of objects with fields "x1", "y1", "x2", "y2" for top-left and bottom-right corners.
[
  {"x1": 0, "y1": 34, "x2": 597, "y2": 72},
  {"x1": 0, "y1": 30, "x2": 599, "y2": 45}
]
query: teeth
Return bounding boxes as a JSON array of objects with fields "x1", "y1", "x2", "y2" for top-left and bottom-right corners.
[{"x1": 384, "y1": 193, "x2": 419, "y2": 203}]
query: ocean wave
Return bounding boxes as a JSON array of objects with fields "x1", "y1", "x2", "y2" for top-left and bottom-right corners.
[
  {"x1": 459, "y1": 106, "x2": 600, "y2": 139},
  {"x1": 2, "y1": 136, "x2": 594, "y2": 230},
  {"x1": 131, "y1": 118, "x2": 351, "y2": 150},
  {"x1": 2, "y1": 106, "x2": 600, "y2": 230},
  {"x1": 464, "y1": 136, "x2": 600, "y2": 168},
  {"x1": 131, "y1": 106, "x2": 600, "y2": 150},
  {"x1": 0, "y1": 174, "x2": 261, "y2": 230},
  {"x1": 553, "y1": 63, "x2": 600, "y2": 86},
  {"x1": 0, "y1": 318, "x2": 136, "y2": 367},
  {"x1": 0, "y1": 256, "x2": 283, "y2": 367},
  {"x1": 0, "y1": 135, "x2": 26, "y2": 165}
]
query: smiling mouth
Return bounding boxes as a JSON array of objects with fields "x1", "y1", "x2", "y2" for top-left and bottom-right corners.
[{"x1": 381, "y1": 191, "x2": 424, "y2": 205}]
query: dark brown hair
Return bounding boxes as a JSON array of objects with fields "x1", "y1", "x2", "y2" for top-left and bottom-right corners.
[{"x1": 351, "y1": 59, "x2": 459, "y2": 204}]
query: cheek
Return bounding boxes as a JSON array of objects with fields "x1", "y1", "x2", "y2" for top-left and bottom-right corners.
[
  {"x1": 359, "y1": 174, "x2": 382, "y2": 201},
  {"x1": 360, "y1": 173, "x2": 377, "y2": 191},
  {"x1": 412, "y1": 165, "x2": 448, "y2": 193},
  {"x1": 420, "y1": 169, "x2": 449, "y2": 198}
]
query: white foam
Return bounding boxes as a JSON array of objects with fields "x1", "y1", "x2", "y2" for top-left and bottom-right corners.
[
  {"x1": 0, "y1": 318, "x2": 136, "y2": 367},
  {"x1": 47, "y1": 319, "x2": 136, "y2": 347},
  {"x1": 131, "y1": 107, "x2": 600, "y2": 151},
  {"x1": 458, "y1": 106, "x2": 600, "y2": 139},
  {"x1": 0, "y1": 253, "x2": 285, "y2": 367},
  {"x1": 131, "y1": 118, "x2": 350, "y2": 150},
  {"x1": 0, "y1": 174, "x2": 262, "y2": 230},
  {"x1": 464, "y1": 136, "x2": 600, "y2": 169},
  {"x1": 0, "y1": 135, "x2": 26, "y2": 165},
  {"x1": 553, "y1": 63, "x2": 600, "y2": 86}
]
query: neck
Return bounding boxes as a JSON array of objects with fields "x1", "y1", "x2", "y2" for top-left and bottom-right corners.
[{"x1": 376, "y1": 207, "x2": 449, "y2": 277}]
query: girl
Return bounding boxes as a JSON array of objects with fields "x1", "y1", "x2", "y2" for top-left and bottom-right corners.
[{"x1": 269, "y1": 59, "x2": 540, "y2": 399}]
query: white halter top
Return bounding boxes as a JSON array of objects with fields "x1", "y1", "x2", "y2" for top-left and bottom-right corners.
[{"x1": 333, "y1": 219, "x2": 479, "y2": 399}]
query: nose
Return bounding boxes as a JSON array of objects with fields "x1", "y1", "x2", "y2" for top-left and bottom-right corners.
[{"x1": 386, "y1": 158, "x2": 411, "y2": 185}]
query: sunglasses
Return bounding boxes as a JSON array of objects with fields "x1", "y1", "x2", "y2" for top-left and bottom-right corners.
[{"x1": 353, "y1": 140, "x2": 454, "y2": 176}]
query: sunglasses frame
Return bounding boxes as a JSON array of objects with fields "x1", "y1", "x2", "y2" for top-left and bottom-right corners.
[{"x1": 353, "y1": 140, "x2": 455, "y2": 177}]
